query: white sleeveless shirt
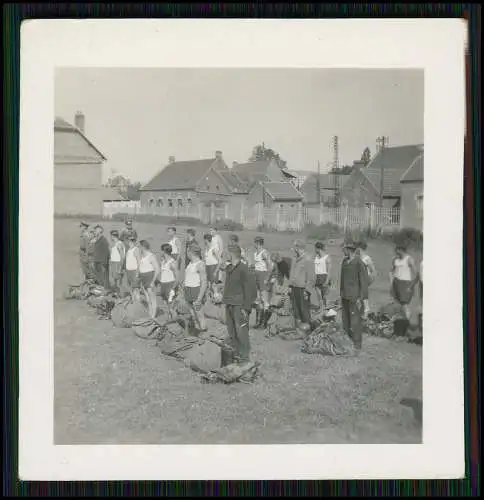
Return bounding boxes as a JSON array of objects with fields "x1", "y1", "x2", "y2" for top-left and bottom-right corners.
[
  {"x1": 254, "y1": 249, "x2": 269, "y2": 272},
  {"x1": 110, "y1": 243, "x2": 122, "y2": 262},
  {"x1": 314, "y1": 254, "x2": 329, "y2": 275},
  {"x1": 125, "y1": 247, "x2": 139, "y2": 271},
  {"x1": 393, "y1": 255, "x2": 412, "y2": 281},
  {"x1": 184, "y1": 261, "x2": 202, "y2": 287},
  {"x1": 160, "y1": 258, "x2": 176, "y2": 283},
  {"x1": 205, "y1": 244, "x2": 219, "y2": 266},
  {"x1": 139, "y1": 252, "x2": 155, "y2": 273}
]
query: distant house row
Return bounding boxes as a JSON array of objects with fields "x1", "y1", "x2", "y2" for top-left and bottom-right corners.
[
  {"x1": 53, "y1": 114, "x2": 423, "y2": 230},
  {"x1": 138, "y1": 151, "x2": 304, "y2": 222}
]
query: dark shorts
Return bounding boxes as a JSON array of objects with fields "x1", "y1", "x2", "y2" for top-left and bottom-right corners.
[
  {"x1": 126, "y1": 269, "x2": 140, "y2": 289},
  {"x1": 140, "y1": 271, "x2": 155, "y2": 289},
  {"x1": 185, "y1": 286, "x2": 204, "y2": 304},
  {"x1": 392, "y1": 278, "x2": 414, "y2": 305},
  {"x1": 206, "y1": 264, "x2": 218, "y2": 284},
  {"x1": 315, "y1": 274, "x2": 329, "y2": 294},
  {"x1": 255, "y1": 271, "x2": 269, "y2": 291},
  {"x1": 159, "y1": 281, "x2": 175, "y2": 301}
]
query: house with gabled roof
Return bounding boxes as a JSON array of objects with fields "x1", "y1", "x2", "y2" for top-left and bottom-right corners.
[
  {"x1": 139, "y1": 151, "x2": 252, "y2": 223},
  {"x1": 231, "y1": 159, "x2": 296, "y2": 186},
  {"x1": 340, "y1": 144, "x2": 423, "y2": 209},
  {"x1": 400, "y1": 152, "x2": 424, "y2": 230},
  {"x1": 54, "y1": 112, "x2": 107, "y2": 215}
]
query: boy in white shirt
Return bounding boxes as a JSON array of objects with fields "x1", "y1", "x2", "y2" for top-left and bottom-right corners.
[
  {"x1": 167, "y1": 226, "x2": 182, "y2": 269},
  {"x1": 314, "y1": 241, "x2": 331, "y2": 315},
  {"x1": 109, "y1": 230, "x2": 126, "y2": 293}
]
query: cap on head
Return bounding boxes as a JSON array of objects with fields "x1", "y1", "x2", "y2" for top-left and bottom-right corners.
[
  {"x1": 343, "y1": 238, "x2": 357, "y2": 250},
  {"x1": 80, "y1": 221, "x2": 89, "y2": 228},
  {"x1": 254, "y1": 236, "x2": 264, "y2": 245}
]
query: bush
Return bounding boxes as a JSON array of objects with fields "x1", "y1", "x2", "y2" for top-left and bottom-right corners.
[
  {"x1": 305, "y1": 222, "x2": 342, "y2": 241},
  {"x1": 378, "y1": 227, "x2": 423, "y2": 250},
  {"x1": 109, "y1": 213, "x2": 203, "y2": 227}
]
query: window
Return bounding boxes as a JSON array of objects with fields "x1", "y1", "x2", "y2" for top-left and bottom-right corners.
[
  {"x1": 187, "y1": 198, "x2": 193, "y2": 208},
  {"x1": 279, "y1": 204, "x2": 284, "y2": 209},
  {"x1": 177, "y1": 198, "x2": 183, "y2": 208},
  {"x1": 156, "y1": 197, "x2": 163, "y2": 207},
  {"x1": 168, "y1": 199, "x2": 173, "y2": 208},
  {"x1": 290, "y1": 204, "x2": 295, "y2": 208},
  {"x1": 148, "y1": 198, "x2": 154, "y2": 207},
  {"x1": 216, "y1": 185, "x2": 220, "y2": 191}
]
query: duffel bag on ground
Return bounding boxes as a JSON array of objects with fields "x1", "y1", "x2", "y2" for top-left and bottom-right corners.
[
  {"x1": 111, "y1": 297, "x2": 149, "y2": 328},
  {"x1": 132, "y1": 317, "x2": 165, "y2": 340},
  {"x1": 301, "y1": 323, "x2": 355, "y2": 356}
]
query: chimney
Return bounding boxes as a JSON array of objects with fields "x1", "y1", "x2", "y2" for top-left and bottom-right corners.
[
  {"x1": 168, "y1": 156, "x2": 176, "y2": 164},
  {"x1": 232, "y1": 161, "x2": 238, "y2": 168},
  {"x1": 74, "y1": 111, "x2": 85, "y2": 134},
  {"x1": 215, "y1": 150, "x2": 223, "y2": 160}
]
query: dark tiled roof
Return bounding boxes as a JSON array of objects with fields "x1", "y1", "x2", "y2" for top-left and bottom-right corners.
[
  {"x1": 400, "y1": 153, "x2": 424, "y2": 182},
  {"x1": 140, "y1": 159, "x2": 216, "y2": 191},
  {"x1": 262, "y1": 182, "x2": 303, "y2": 201},
  {"x1": 362, "y1": 144, "x2": 423, "y2": 197},
  {"x1": 232, "y1": 160, "x2": 295, "y2": 181},
  {"x1": 54, "y1": 116, "x2": 107, "y2": 161},
  {"x1": 217, "y1": 170, "x2": 250, "y2": 193}
]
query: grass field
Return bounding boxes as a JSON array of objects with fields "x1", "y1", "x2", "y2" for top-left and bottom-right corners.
[{"x1": 54, "y1": 217, "x2": 422, "y2": 444}]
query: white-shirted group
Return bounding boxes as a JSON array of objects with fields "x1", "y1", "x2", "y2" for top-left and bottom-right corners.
[{"x1": 78, "y1": 218, "x2": 423, "y2": 360}]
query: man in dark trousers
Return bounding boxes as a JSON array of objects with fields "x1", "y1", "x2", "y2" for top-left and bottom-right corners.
[
  {"x1": 79, "y1": 221, "x2": 92, "y2": 281},
  {"x1": 222, "y1": 245, "x2": 257, "y2": 366},
  {"x1": 288, "y1": 239, "x2": 315, "y2": 330},
  {"x1": 340, "y1": 238, "x2": 370, "y2": 353},
  {"x1": 92, "y1": 225, "x2": 111, "y2": 289}
]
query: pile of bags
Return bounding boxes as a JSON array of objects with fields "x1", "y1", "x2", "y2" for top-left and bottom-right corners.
[
  {"x1": 364, "y1": 311, "x2": 394, "y2": 339},
  {"x1": 301, "y1": 321, "x2": 355, "y2": 357},
  {"x1": 63, "y1": 279, "x2": 98, "y2": 300},
  {"x1": 111, "y1": 296, "x2": 150, "y2": 328}
]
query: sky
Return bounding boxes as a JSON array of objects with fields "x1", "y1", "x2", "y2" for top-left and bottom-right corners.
[{"x1": 55, "y1": 68, "x2": 424, "y2": 183}]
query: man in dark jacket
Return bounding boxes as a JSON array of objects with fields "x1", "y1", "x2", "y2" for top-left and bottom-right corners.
[
  {"x1": 92, "y1": 225, "x2": 111, "y2": 289},
  {"x1": 222, "y1": 245, "x2": 257, "y2": 365},
  {"x1": 340, "y1": 238, "x2": 370, "y2": 352}
]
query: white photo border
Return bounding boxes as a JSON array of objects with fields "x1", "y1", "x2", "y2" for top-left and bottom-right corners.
[{"x1": 19, "y1": 19, "x2": 466, "y2": 480}]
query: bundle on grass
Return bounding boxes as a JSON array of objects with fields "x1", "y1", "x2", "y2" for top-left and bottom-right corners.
[
  {"x1": 86, "y1": 292, "x2": 119, "y2": 320},
  {"x1": 63, "y1": 279, "x2": 97, "y2": 300},
  {"x1": 111, "y1": 296, "x2": 149, "y2": 328},
  {"x1": 158, "y1": 331, "x2": 260, "y2": 384},
  {"x1": 301, "y1": 321, "x2": 355, "y2": 357}
]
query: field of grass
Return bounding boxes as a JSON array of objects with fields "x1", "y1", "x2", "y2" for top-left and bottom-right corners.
[{"x1": 54, "y1": 217, "x2": 422, "y2": 444}]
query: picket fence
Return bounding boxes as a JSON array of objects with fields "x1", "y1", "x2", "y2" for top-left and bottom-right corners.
[{"x1": 103, "y1": 200, "x2": 400, "y2": 232}]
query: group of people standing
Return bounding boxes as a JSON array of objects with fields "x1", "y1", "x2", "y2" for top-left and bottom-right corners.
[{"x1": 78, "y1": 218, "x2": 423, "y2": 363}]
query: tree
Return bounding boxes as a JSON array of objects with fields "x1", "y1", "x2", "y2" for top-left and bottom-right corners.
[
  {"x1": 330, "y1": 164, "x2": 353, "y2": 175},
  {"x1": 125, "y1": 182, "x2": 142, "y2": 201},
  {"x1": 249, "y1": 143, "x2": 288, "y2": 169},
  {"x1": 361, "y1": 147, "x2": 371, "y2": 166}
]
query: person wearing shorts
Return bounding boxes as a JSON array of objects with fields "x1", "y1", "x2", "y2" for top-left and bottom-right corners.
[
  {"x1": 204, "y1": 233, "x2": 220, "y2": 293},
  {"x1": 390, "y1": 242, "x2": 417, "y2": 321},
  {"x1": 109, "y1": 230, "x2": 126, "y2": 293},
  {"x1": 251, "y1": 236, "x2": 272, "y2": 329},
  {"x1": 314, "y1": 241, "x2": 331, "y2": 315},
  {"x1": 138, "y1": 240, "x2": 160, "y2": 319},
  {"x1": 184, "y1": 245, "x2": 208, "y2": 331},
  {"x1": 125, "y1": 236, "x2": 141, "y2": 300},
  {"x1": 159, "y1": 243, "x2": 178, "y2": 303}
]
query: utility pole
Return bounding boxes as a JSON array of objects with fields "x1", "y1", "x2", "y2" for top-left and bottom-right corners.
[{"x1": 376, "y1": 136, "x2": 389, "y2": 207}]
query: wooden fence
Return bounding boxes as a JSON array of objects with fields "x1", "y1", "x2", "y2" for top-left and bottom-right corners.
[{"x1": 103, "y1": 199, "x2": 400, "y2": 232}]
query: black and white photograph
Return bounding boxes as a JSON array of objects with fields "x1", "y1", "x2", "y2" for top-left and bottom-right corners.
[
  {"x1": 19, "y1": 20, "x2": 466, "y2": 480},
  {"x1": 54, "y1": 67, "x2": 425, "y2": 445}
]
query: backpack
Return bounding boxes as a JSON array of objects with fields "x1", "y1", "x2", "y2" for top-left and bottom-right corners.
[{"x1": 301, "y1": 323, "x2": 355, "y2": 356}]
